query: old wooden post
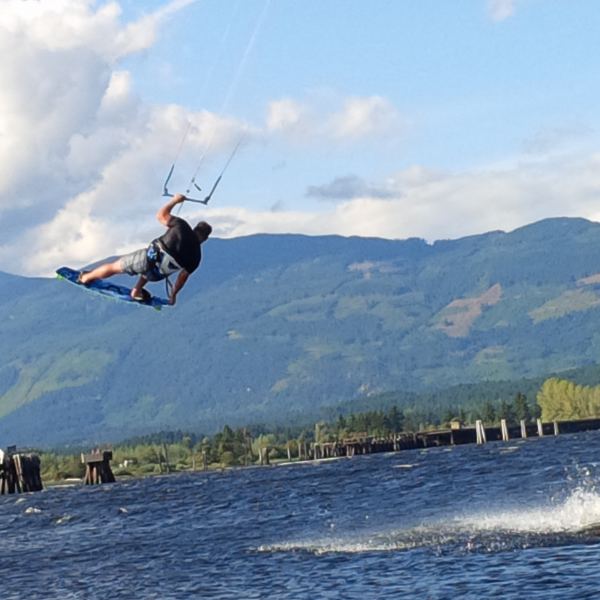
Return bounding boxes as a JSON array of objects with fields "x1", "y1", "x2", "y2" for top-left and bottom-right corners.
[
  {"x1": 286, "y1": 442, "x2": 292, "y2": 461},
  {"x1": 81, "y1": 450, "x2": 115, "y2": 485},
  {"x1": 554, "y1": 421, "x2": 560, "y2": 436},
  {"x1": 1, "y1": 450, "x2": 43, "y2": 495},
  {"x1": 500, "y1": 419, "x2": 509, "y2": 442},
  {"x1": 520, "y1": 419, "x2": 527, "y2": 439},
  {"x1": 476, "y1": 420, "x2": 487, "y2": 444},
  {"x1": 537, "y1": 418, "x2": 544, "y2": 437},
  {"x1": 244, "y1": 430, "x2": 253, "y2": 466},
  {"x1": 259, "y1": 447, "x2": 270, "y2": 465},
  {"x1": 162, "y1": 443, "x2": 171, "y2": 473},
  {"x1": 317, "y1": 443, "x2": 323, "y2": 459}
]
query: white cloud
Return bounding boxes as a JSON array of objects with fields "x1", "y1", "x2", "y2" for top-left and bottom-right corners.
[
  {"x1": 0, "y1": 0, "x2": 254, "y2": 276},
  {"x1": 328, "y1": 96, "x2": 402, "y2": 140},
  {"x1": 198, "y1": 153, "x2": 600, "y2": 243},
  {"x1": 1, "y1": 0, "x2": 597, "y2": 280},
  {"x1": 266, "y1": 99, "x2": 305, "y2": 132},
  {"x1": 266, "y1": 95, "x2": 404, "y2": 143},
  {"x1": 3, "y1": 99, "x2": 252, "y2": 275},
  {"x1": 0, "y1": 0, "x2": 197, "y2": 59},
  {"x1": 487, "y1": 0, "x2": 517, "y2": 22},
  {"x1": 0, "y1": 0, "x2": 198, "y2": 215}
]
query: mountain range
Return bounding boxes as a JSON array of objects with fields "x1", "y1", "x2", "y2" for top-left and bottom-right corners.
[{"x1": 3, "y1": 217, "x2": 600, "y2": 446}]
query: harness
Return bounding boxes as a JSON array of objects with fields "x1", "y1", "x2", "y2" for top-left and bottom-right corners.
[{"x1": 146, "y1": 241, "x2": 182, "y2": 297}]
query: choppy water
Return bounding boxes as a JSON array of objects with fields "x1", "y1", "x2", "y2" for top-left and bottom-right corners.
[{"x1": 3, "y1": 433, "x2": 600, "y2": 598}]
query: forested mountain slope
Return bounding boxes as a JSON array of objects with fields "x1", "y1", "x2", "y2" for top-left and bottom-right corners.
[{"x1": 3, "y1": 217, "x2": 600, "y2": 445}]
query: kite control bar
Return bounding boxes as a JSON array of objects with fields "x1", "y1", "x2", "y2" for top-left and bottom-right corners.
[
  {"x1": 162, "y1": 164, "x2": 210, "y2": 205},
  {"x1": 162, "y1": 136, "x2": 243, "y2": 206}
]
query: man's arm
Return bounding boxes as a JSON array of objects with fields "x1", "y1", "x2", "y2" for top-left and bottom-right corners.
[
  {"x1": 169, "y1": 270, "x2": 190, "y2": 305},
  {"x1": 157, "y1": 193, "x2": 186, "y2": 226}
]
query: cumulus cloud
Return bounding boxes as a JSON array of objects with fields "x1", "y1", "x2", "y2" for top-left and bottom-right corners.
[
  {"x1": 0, "y1": 0, "x2": 197, "y2": 218},
  {"x1": 487, "y1": 0, "x2": 517, "y2": 22},
  {"x1": 0, "y1": 0, "x2": 258, "y2": 276},
  {"x1": 198, "y1": 153, "x2": 600, "y2": 243},
  {"x1": 0, "y1": 0, "x2": 412, "y2": 277},
  {"x1": 266, "y1": 98, "x2": 306, "y2": 133},
  {"x1": 328, "y1": 96, "x2": 402, "y2": 140},
  {"x1": 2, "y1": 99, "x2": 252, "y2": 275},
  {"x1": 266, "y1": 95, "x2": 404, "y2": 143},
  {"x1": 2, "y1": 0, "x2": 597, "y2": 279}
]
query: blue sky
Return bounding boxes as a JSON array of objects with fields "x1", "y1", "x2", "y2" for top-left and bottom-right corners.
[
  {"x1": 1, "y1": 0, "x2": 599, "y2": 275},
  {"x1": 122, "y1": 0, "x2": 600, "y2": 166}
]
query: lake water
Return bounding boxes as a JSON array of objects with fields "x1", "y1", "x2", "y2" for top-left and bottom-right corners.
[{"x1": 3, "y1": 432, "x2": 600, "y2": 598}]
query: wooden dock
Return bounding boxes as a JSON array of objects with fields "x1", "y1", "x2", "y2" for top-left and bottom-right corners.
[{"x1": 307, "y1": 417, "x2": 600, "y2": 460}]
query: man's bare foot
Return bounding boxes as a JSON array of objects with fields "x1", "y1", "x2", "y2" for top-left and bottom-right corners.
[
  {"x1": 77, "y1": 271, "x2": 90, "y2": 285},
  {"x1": 131, "y1": 288, "x2": 151, "y2": 302}
]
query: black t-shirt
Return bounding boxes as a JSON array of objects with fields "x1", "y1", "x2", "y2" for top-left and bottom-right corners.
[{"x1": 156, "y1": 217, "x2": 201, "y2": 274}]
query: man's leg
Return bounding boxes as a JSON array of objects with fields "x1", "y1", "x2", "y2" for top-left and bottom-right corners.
[{"x1": 80, "y1": 259, "x2": 123, "y2": 284}]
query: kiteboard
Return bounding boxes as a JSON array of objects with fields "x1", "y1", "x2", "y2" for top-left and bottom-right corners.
[{"x1": 56, "y1": 266, "x2": 169, "y2": 311}]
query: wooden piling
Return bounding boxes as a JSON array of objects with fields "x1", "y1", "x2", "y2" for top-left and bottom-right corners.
[
  {"x1": 81, "y1": 450, "x2": 115, "y2": 485},
  {"x1": 244, "y1": 432, "x2": 254, "y2": 466},
  {"x1": 259, "y1": 447, "x2": 270, "y2": 466},
  {"x1": 475, "y1": 420, "x2": 487, "y2": 444},
  {"x1": 553, "y1": 421, "x2": 559, "y2": 436},
  {"x1": 520, "y1": 419, "x2": 527, "y2": 439},
  {"x1": 0, "y1": 451, "x2": 43, "y2": 495},
  {"x1": 537, "y1": 418, "x2": 544, "y2": 437},
  {"x1": 162, "y1": 443, "x2": 171, "y2": 474},
  {"x1": 500, "y1": 419, "x2": 509, "y2": 442}
]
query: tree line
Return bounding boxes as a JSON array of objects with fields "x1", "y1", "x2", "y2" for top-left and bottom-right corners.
[
  {"x1": 38, "y1": 390, "x2": 544, "y2": 481},
  {"x1": 537, "y1": 377, "x2": 600, "y2": 421},
  {"x1": 37, "y1": 375, "x2": 600, "y2": 482}
]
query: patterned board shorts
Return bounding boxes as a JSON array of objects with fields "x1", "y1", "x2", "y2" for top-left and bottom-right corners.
[{"x1": 119, "y1": 248, "x2": 151, "y2": 277}]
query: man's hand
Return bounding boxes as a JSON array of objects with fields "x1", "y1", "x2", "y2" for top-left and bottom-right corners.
[
  {"x1": 168, "y1": 270, "x2": 189, "y2": 306},
  {"x1": 157, "y1": 194, "x2": 186, "y2": 225}
]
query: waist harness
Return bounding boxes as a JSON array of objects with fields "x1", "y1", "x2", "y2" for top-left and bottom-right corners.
[{"x1": 146, "y1": 241, "x2": 182, "y2": 296}]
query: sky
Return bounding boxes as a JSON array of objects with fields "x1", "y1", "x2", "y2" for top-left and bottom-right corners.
[{"x1": 1, "y1": 0, "x2": 600, "y2": 276}]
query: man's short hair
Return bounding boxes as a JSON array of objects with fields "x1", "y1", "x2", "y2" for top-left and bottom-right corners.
[{"x1": 194, "y1": 221, "x2": 212, "y2": 240}]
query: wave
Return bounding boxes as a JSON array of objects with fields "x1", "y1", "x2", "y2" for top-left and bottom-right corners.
[{"x1": 258, "y1": 487, "x2": 600, "y2": 555}]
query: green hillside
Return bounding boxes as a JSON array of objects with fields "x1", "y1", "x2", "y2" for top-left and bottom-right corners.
[{"x1": 3, "y1": 217, "x2": 600, "y2": 446}]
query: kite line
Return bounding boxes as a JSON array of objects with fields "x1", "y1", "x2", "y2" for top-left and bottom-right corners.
[{"x1": 162, "y1": 0, "x2": 271, "y2": 207}]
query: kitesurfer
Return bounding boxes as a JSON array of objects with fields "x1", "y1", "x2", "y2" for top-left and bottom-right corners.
[{"x1": 79, "y1": 194, "x2": 212, "y2": 305}]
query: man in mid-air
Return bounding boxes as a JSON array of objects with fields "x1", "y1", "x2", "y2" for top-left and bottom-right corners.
[{"x1": 79, "y1": 194, "x2": 212, "y2": 305}]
